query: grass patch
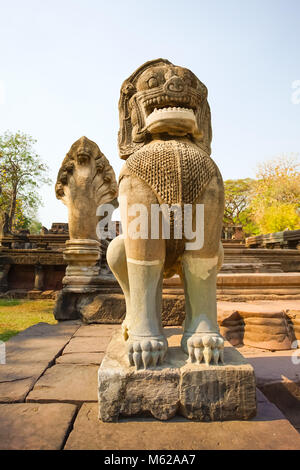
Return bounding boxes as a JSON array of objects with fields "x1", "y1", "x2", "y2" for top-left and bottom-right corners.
[
  {"x1": 0, "y1": 299, "x2": 21, "y2": 307},
  {"x1": 0, "y1": 299, "x2": 57, "y2": 342}
]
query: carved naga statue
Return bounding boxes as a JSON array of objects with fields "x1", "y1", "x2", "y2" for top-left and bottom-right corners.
[
  {"x1": 55, "y1": 136, "x2": 118, "y2": 291},
  {"x1": 107, "y1": 59, "x2": 225, "y2": 369},
  {"x1": 55, "y1": 136, "x2": 118, "y2": 240}
]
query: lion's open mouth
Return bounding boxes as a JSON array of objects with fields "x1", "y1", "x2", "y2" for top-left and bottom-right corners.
[
  {"x1": 143, "y1": 94, "x2": 198, "y2": 115},
  {"x1": 145, "y1": 105, "x2": 196, "y2": 134}
]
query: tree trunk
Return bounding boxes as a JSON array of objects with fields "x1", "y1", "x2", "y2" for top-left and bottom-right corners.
[{"x1": 8, "y1": 186, "x2": 17, "y2": 232}]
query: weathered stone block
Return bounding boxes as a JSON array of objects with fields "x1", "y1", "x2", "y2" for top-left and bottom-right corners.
[
  {"x1": 238, "y1": 345, "x2": 300, "y2": 387},
  {"x1": 218, "y1": 303, "x2": 295, "y2": 350},
  {"x1": 0, "y1": 403, "x2": 77, "y2": 450},
  {"x1": 62, "y1": 336, "x2": 111, "y2": 354},
  {"x1": 73, "y1": 324, "x2": 119, "y2": 337},
  {"x1": 54, "y1": 290, "x2": 184, "y2": 325},
  {"x1": 65, "y1": 392, "x2": 300, "y2": 450},
  {"x1": 98, "y1": 328, "x2": 256, "y2": 422},
  {"x1": 53, "y1": 290, "x2": 82, "y2": 320},
  {"x1": 79, "y1": 293, "x2": 126, "y2": 323},
  {"x1": 56, "y1": 352, "x2": 104, "y2": 365},
  {"x1": 0, "y1": 321, "x2": 80, "y2": 403},
  {"x1": 53, "y1": 291, "x2": 126, "y2": 323},
  {"x1": 27, "y1": 364, "x2": 98, "y2": 404},
  {"x1": 180, "y1": 351, "x2": 257, "y2": 421}
]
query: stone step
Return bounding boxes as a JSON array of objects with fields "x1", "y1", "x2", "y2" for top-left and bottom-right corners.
[
  {"x1": 1, "y1": 320, "x2": 300, "y2": 449},
  {"x1": 0, "y1": 321, "x2": 81, "y2": 403},
  {"x1": 65, "y1": 390, "x2": 300, "y2": 450},
  {"x1": 0, "y1": 403, "x2": 77, "y2": 450}
]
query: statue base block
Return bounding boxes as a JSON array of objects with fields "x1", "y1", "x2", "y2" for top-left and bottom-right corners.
[
  {"x1": 53, "y1": 276, "x2": 126, "y2": 322},
  {"x1": 98, "y1": 327, "x2": 257, "y2": 422}
]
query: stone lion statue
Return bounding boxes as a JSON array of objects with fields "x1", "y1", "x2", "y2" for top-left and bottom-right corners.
[{"x1": 107, "y1": 59, "x2": 225, "y2": 369}]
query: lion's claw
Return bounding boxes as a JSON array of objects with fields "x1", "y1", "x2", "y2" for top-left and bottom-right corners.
[
  {"x1": 185, "y1": 334, "x2": 224, "y2": 365},
  {"x1": 127, "y1": 338, "x2": 167, "y2": 369}
]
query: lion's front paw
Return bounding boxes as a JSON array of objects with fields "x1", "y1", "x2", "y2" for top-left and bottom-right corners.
[
  {"x1": 182, "y1": 333, "x2": 224, "y2": 365},
  {"x1": 127, "y1": 337, "x2": 168, "y2": 369}
]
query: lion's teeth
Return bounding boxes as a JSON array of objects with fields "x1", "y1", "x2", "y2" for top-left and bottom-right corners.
[{"x1": 149, "y1": 106, "x2": 194, "y2": 117}]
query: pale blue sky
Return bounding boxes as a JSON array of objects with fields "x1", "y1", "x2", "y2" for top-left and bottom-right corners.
[{"x1": 0, "y1": 0, "x2": 299, "y2": 227}]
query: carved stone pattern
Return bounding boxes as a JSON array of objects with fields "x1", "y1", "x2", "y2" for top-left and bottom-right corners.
[
  {"x1": 9, "y1": 254, "x2": 65, "y2": 265},
  {"x1": 125, "y1": 140, "x2": 216, "y2": 206}
]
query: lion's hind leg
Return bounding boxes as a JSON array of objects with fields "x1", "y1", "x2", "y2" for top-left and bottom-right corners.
[{"x1": 106, "y1": 235, "x2": 130, "y2": 341}]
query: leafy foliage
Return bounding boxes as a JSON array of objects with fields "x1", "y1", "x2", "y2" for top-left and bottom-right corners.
[
  {"x1": 0, "y1": 131, "x2": 51, "y2": 232},
  {"x1": 250, "y1": 154, "x2": 300, "y2": 234},
  {"x1": 223, "y1": 155, "x2": 300, "y2": 236},
  {"x1": 223, "y1": 178, "x2": 258, "y2": 236}
]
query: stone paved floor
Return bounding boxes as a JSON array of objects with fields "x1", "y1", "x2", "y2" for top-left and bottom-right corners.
[{"x1": 1, "y1": 315, "x2": 300, "y2": 450}]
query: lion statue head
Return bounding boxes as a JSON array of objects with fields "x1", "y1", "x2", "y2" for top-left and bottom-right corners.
[{"x1": 118, "y1": 58, "x2": 212, "y2": 160}]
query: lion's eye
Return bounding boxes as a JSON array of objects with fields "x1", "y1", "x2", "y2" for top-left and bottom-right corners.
[
  {"x1": 184, "y1": 76, "x2": 192, "y2": 87},
  {"x1": 147, "y1": 77, "x2": 158, "y2": 88}
]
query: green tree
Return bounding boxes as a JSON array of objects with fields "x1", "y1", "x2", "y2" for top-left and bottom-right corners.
[
  {"x1": 250, "y1": 154, "x2": 300, "y2": 234},
  {"x1": 223, "y1": 178, "x2": 258, "y2": 235},
  {"x1": 0, "y1": 131, "x2": 51, "y2": 232}
]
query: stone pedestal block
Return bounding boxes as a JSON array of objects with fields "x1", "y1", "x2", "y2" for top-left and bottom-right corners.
[
  {"x1": 62, "y1": 239, "x2": 101, "y2": 292},
  {"x1": 98, "y1": 328, "x2": 257, "y2": 422},
  {"x1": 53, "y1": 277, "x2": 125, "y2": 321},
  {"x1": 54, "y1": 239, "x2": 105, "y2": 320}
]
